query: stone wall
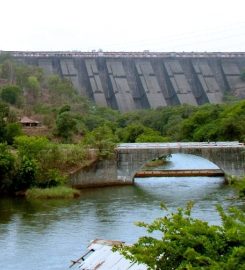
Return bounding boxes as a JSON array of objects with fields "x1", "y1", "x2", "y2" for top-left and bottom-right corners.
[{"x1": 69, "y1": 159, "x2": 129, "y2": 188}]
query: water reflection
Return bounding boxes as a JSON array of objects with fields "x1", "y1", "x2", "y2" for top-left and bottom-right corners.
[
  {"x1": 154, "y1": 153, "x2": 220, "y2": 170},
  {"x1": 0, "y1": 154, "x2": 243, "y2": 270}
]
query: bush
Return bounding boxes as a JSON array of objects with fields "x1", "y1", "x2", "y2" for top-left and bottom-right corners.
[
  {"x1": 14, "y1": 136, "x2": 86, "y2": 189},
  {"x1": 229, "y1": 176, "x2": 245, "y2": 198},
  {"x1": 5, "y1": 123, "x2": 22, "y2": 144},
  {"x1": 82, "y1": 125, "x2": 118, "y2": 159},
  {"x1": 0, "y1": 143, "x2": 15, "y2": 191},
  {"x1": 55, "y1": 111, "x2": 77, "y2": 141},
  {"x1": 115, "y1": 202, "x2": 245, "y2": 270},
  {"x1": 14, "y1": 135, "x2": 50, "y2": 160},
  {"x1": 37, "y1": 169, "x2": 67, "y2": 188},
  {"x1": 14, "y1": 155, "x2": 38, "y2": 190},
  {"x1": 0, "y1": 85, "x2": 22, "y2": 105}
]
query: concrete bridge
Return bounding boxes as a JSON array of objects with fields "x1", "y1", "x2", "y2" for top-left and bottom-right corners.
[
  {"x1": 4, "y1": 51, "x2": 245, "y2": 112},
  {"x1": 70, "y1": 142, "x2": 245, "y2": 187}
]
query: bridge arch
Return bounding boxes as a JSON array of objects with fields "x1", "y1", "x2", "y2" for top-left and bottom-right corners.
[
  {"x1": 132, "y1": 153, "x2": 222, "y2": 180},
  {"x1": 69, "y1": 142, "x2": 245, "y2": 188},
  {"x1": 116, "y1": 142, "x2": 245, "y2": 183}
]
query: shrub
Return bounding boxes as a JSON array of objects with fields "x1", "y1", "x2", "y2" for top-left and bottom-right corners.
[
  {"x1": 0, "y1": 85, "x2": 22, "y2": 105},
  {"x1": 5, "y1": 123, "x2": 22, "y2": 144},
  {"x1": 81, "y1": 125, "x2": 118, "y2": 159},
  {"x1": 55, "y1": 111, "x2": 77, "y2": 141},
  {"x1": 115, "y1": 202, "x2": 245, "y2": 270},
  {"x1": 14, "y1": 155, "x2": 38, "y2": 190},
  {"x1": 37, "y1": 169, "x2": 67, "y2": 188},
  {"x1": 14, "y1": 135, "x2": 50, "y2": 160},
  {"x1": 229, "y1": 176, "x2": 245, "y2": 198},
  {"x1": 0, "y1": 143, "x2": 15, "y2": 191}
]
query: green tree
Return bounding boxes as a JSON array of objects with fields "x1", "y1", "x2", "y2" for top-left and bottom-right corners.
[
  {"x1": 5, "y1": 123, "x2": 22, "y2": 145},
  {"x1": 0, "y1": 60, "x2": 15, "y2": 82},
  {"x1": 218, "y1": 101, "x2": 245, "y2": 141},
  {"x1": 136, "y1": 133, "x2": 168, "y2": 143},
  {"x1": 26, "y1": 75, "x2": 40, "y2": 102},
  {"x1": 0, "y1": 102, "x2": 9, "y2": 142},
  {"x1": 56, "y1": 111, "x2": 77, "y2": 141},
  {"x1": 116, "y1": 123, "x2": 148, "y2": 142},
  {"x1": 82, "y1": 125, "x2": 118, "y2": 159},
  {"x1": 59, "y1": 104, "x2": 71, "y2": 114},
  {"x1": 0, "y1": 143, "x2": 15, "y2": 191},
  {"x1": 116, "y1": 203, "x2": 245, "y2": 270},
  {"x1": 0, "y1": 85, "x2": 22, "y2": 105},
  {"x1": 15, "y1": 155, "x2": 38, "y2": 190},
  {"x1": 14, "y1": 135, "x2": 50, "y2": 160},
  {"x1": 15, "y1": 64, "x2": 43, "y2": 88}
]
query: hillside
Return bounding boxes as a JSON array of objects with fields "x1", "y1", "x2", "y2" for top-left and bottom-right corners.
[{"x1": 0, "y1": 54, "x2": 245, "y2": 194}]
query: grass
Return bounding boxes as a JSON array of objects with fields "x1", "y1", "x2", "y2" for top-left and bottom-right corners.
[
  {"x1": 144, "y1": 159, "x2": 167, "y2": 168},
  {"x1": 26, "y1": 186, "x2": 81, "y2": 199}
]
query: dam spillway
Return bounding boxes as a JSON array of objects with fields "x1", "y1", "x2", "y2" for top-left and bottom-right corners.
[{"x1": 6, "y1": 51, "x2": 245, "y2": 112}]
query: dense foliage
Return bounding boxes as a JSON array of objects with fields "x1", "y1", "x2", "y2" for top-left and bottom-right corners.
[
  {"x1": 115, "y1": 202, "x2": 245, "y2": 270},
  {"x1": 13, "y1": 135, "x2": 86, "y2": 189},
  {"x1": 229, "y1": 176, "x2": 245, "y2": 198},
  {"x1": 0, "y1": 143, "x2": 15, "y2": 191}
]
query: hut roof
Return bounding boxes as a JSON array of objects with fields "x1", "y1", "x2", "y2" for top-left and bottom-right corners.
[
  {"x1": 71, "y1": 239, "x2": 147, "y2": 270},
  {"x1": 20, "y1": 116, "x2": 40, "y2": 124}
]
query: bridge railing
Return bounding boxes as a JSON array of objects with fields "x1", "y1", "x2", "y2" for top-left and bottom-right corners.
[{"x1": 117, "y1": 142, "x2": 244, "y2": 149}]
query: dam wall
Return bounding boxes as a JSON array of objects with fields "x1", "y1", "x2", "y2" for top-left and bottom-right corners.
[{"x1": 6, "y1": 51, "x2": 245, "y2": 112}]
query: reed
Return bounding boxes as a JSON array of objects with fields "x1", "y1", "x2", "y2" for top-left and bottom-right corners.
[{"x1": 26, "y1": 186, "x2": 80, "y2": 199}]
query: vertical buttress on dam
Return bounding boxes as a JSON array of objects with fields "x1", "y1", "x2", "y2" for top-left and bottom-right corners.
[{"x1": 7, "y1": 51, "x2": 245, "y2": 112}]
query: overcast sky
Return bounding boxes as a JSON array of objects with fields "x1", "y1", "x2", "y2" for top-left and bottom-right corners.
[{"x1": 1, "y1": 0, "x2": 245, "y2": 52}]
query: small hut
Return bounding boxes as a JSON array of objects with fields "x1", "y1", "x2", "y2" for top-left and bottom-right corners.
[{"x1": 20, "y1": 116, "x2": 40, "y2": 127}]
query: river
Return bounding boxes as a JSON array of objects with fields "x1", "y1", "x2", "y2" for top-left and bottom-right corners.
[{"x1": 0, "y1": 154, "x2": 243, "y2": 270}]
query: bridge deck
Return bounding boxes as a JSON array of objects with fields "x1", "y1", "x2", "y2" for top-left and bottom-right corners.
[
  {"x1": 135, "y1": 169, "x2": 224, "y2": 178},
  {"x1": 117, "y1": 142, "x2": 244, "y2": 150}
]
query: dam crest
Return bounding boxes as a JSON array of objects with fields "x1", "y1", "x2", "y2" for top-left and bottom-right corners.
[{"x1": 4, "y1": 51, "x2": 245, "y2": 111}]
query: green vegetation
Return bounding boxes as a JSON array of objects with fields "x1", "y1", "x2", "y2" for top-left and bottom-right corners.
[
  {"x1": 81, "y1": 125, "x2": 118, "y2": 159},
  {"x1": 0, "y1": 55, "x2": 244, "y2": 196},
  {"x1": 13, "y1": 135, "x2": 85, "y2": 190},
  {"x1": 115, "y1": 202, "x2": 245, "y2": 270},
  {"x1": 144, "y1": 154, "x2": 172, "y2": 168},
  {"x1": 228, "y1": 176, "x2": 245, "y2": 198},
  {"x1": 26, "y1": 186, "x2": 80, "y2": 199},
  {"x1": 0, "y1": 85, "x2": 22, "y2": 105},
  {"x1": 0, "y1": 143, "x2": 15, "y2": 191}
]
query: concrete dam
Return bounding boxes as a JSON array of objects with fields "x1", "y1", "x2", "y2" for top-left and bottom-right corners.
[{"x1": 8, "y1": 51, "x2": 245, "y2": 112}]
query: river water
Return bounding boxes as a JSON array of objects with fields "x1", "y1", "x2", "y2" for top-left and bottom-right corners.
[{"x1": 0, "y1": 154, "x2": 243, "y2": 270}]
